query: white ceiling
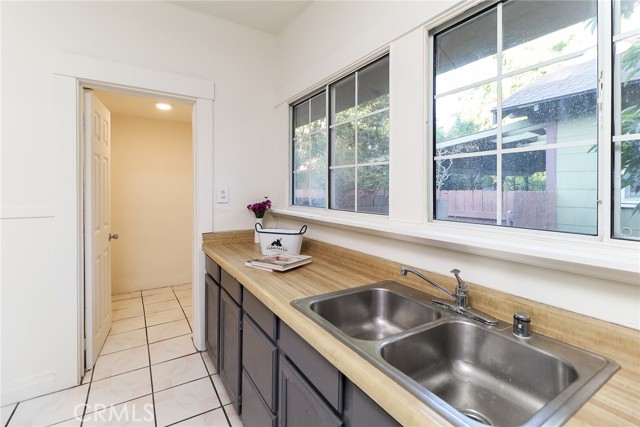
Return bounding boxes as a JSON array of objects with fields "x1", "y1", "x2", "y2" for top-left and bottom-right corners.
[
  {"x1": 169, "y1": 1, "x2": 312, "y2": 34},
  {"x1": 93, "y1": 90, "x2": 193, "y2": 123}
]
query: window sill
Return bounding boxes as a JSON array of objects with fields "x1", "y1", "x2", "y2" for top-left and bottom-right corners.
[{"x1": 271, "y1": 207, "x2": 640, "y2": 285}]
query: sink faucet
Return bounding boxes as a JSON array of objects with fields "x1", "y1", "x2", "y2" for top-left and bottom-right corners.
[{"x1": 400, "y1": 266, "x2": 498, "y2": 326}]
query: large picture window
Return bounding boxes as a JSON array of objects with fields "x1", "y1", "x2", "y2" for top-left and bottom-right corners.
[
  {"x1": 292, "y1": 56, "x2": 390, "y2": 214},
  {"x1": 433, "y1": 0, "x2": 640, "y2": 241},
  {"x1": 433, "y1": 0, "x2": 599, "y2": 235}
]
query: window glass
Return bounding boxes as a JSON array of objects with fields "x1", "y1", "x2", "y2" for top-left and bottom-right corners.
[
  {"x1": 433, "y1": 0, "x2": 598, "y2": 234},
  {"x1": 292, "y1": 55, "x2": 389, "y2": 214},
  {"x1": 613, "y1": 11, "x2": 640, "y2": 239}
]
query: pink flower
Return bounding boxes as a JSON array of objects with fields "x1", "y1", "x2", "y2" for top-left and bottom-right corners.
[{"x1": 247, "y1": 197, "x2": 272, "y2": 218}]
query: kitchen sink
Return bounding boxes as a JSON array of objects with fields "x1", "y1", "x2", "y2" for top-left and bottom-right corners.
[
  {"x1": 306, "y1": 284, "x2": 441, "y2": 340},
  {"x1": 292, "y1": 281, "x2": 620, "y2": 426}
]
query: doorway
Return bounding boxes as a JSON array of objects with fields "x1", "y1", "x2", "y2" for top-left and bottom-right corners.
[{"x1": 82, "y1": 87, "x2": 195, "y2": 372}]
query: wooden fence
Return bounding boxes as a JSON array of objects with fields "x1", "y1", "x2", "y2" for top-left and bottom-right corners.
[{"x1": 436, "y1": 190, "x2": 557, "y2": 229}]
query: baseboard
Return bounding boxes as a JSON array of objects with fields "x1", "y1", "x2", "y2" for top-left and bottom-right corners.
[{"x1": 0, "y1": 372, "x2": 57, "y2": 406}]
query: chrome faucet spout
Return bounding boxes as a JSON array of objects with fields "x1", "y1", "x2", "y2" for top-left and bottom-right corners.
[
  {"x1": 400, "y1": 266, "x2": 499, "y2": 326},
  {"x1": 400, "y1": 267, "x2": 454, "y2": 299}
]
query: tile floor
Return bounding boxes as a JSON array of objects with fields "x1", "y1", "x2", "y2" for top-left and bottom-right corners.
[{"x1": 2, "y1": 284, "x2": 243, "y2": 427}]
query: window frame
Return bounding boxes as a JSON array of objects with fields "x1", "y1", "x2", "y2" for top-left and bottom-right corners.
[{"x1": 290, "y1": 54, "x2": 391, "y2": 215}]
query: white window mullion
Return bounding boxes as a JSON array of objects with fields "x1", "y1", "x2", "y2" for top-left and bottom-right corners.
[
  {"x1": 354, "y1": 70, "x2": 359, "y2": 212},
  {"x1": 602, "y1": 0, "x2": 614, "y2": 242},
  {"x1": 495, "y1": 2, "x2": 504, "y2": 226}
]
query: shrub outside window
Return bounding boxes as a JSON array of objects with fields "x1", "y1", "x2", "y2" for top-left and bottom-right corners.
[{"x1": 292, "y1": 56, "x2": 390, "y2": 214}]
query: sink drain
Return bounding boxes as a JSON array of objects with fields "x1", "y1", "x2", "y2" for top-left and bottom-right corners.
[{"x1": 458, "y1": 408, "x2": 494, "y2": 426}]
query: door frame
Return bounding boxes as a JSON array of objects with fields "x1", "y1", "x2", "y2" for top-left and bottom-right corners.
[{"x1": 53, "y1": 52, "x2": 214, "y2": 383}]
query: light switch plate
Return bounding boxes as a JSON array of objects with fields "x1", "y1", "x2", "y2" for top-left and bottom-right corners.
[{"x1": 216, "y1": 186, "x2": 229, "y2": 203}]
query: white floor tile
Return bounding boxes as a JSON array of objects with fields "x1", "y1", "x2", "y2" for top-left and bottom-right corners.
[
  {"x1": 172, "y1": 283, "x2": 192, "y2": 291},
  {"x1": 142, "y1": 287, "x2": 173, "y2": 296},
  {"x1": 50, "y1": 417, "x2": 82, "y2": 427},
  {"x1": 211, "y1": 375, "x2": 231, "y2": 406},
  {"x1": 174, "y1": 289, "x2": 192, "y2": 300},
  {"x1": 112, "y1": 298, "x2": 143, "y2": 311},
  {"x1": 112, "y1": 306, "x2": 144, "y2": 321},
  {"x1": 171, "y1": 407, "x2": 228, "y2": 427},
  {"x1": 154, "y1": 378, "x2": 220, "y2": 427},
  {"x1": 142, "y1": 292, "x2": 175, "y2": 304},
  {"x1": 93, "y1": 346, "x2": 149, "y2": 381},
  {"x1": 200, "y1": 351, "x2": 217, "y2": 375},
  {"x1": 147, "y1": 320, "x2": 191, "y2": 344},
  {"x1": 87, "y1": 368, "x2": 151, "y2": 409},
  {"x1": 149, "y1": 335, "x2": 197, "y2": 365},
  {"x1": 7, "y1": 384, "x2": 89, "y2": 427},
  {"x1": 111, "y1": 316, "x2": 146, "y2": 335},
  {"x1": 112, "y1": 291, "x2": 141, "y2": 302},
  {"x1": 178, "y1": 297, "x2": 193, "y2": 307},
  {"x1": 224, "y1": 403, "x2": 243, "y2": 427},
  {"x1": 82, "y1": 372, "x2": 92, "y2": 385},
  {"x1": 83, "y1": 395, "x2": 154, "y2": 427},
  {"x1": 182, "y1": 306, "x2": 193, "y2": 322},
  {"x1": 144, "y1": 299, "x2": 181, "y2": 314},
  {"x1": 146, "y1": 308, "x2": 185, "y2": 327},
  {"x1": 101, "y1": 329, "x2": 147, "y2": 355},
  {"x1": 1, "y1": 404, "x2": 16, "y2": 427},
  {"x1": 151, "y1": 353, "x2": 208, "y2": 393}
]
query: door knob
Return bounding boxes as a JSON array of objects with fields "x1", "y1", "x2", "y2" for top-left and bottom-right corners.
[{"x1": 109, "y1": 233, "x2": 119, "y2": 241}]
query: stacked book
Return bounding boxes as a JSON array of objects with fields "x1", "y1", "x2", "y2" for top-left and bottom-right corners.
[{"x1": 245, "y1": 254, "x2": 312, "y2": 272}]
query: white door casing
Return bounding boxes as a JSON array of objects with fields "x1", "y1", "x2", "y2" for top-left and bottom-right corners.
[{"x1": 84, "y1": 90, "x2": 113, "y2": 368}]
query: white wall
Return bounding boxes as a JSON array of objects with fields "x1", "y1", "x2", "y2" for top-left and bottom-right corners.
[
  {"x1": 0, "y1": 1, "x2": 277, "y2": 404},
  {"x1": 274, "y1": 2, "x2": 640, "y2": 330},
  {"x1": 111, "y1": 114, "x2": 193, "y2": 294}
]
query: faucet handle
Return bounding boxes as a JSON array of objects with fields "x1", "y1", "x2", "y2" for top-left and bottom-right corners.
[{"x1": 450, "y1": 269, "x2": 468, "y2": 291}]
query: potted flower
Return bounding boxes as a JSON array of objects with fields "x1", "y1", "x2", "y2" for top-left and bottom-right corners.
[{"x1": 247, "y1": 197, "x2": 271, "y2": 243}]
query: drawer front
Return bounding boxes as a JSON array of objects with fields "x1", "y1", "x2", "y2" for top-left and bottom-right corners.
[
  {"x1": 242, "y1": 370, "x2": 277, "y2": 427},
  {"x1": 278, "y1": 322, "x2": 343, "y2": 413},
  {"x1": 221, "y1": 268, "x2": 242, "y2": 304},
  {"x1": 244, "y1": 290, "x2": 277, "y2": 340},
  {"x1": 243, "y1": 316, "x2": 278, "y2": 411},
  {"x1": 205, "y1": 256, "x2": 221, "y2": 283}
]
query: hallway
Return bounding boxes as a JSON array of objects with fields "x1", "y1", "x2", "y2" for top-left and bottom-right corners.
[{"x1": 2, "y1": 284, "x2": 242, "y2": 427}]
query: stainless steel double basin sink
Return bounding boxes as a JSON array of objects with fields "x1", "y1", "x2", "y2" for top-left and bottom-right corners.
[{"x1": 292, "y1": 281, "x2": 619, "y2": 427}]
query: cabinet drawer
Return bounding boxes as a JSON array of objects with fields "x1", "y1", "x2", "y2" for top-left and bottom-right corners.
[
  {"x1": 278, "y1": 322, "x2": 343, "y2": 414},
  {"x1": 205, "y1": 256, "x2": 221, "y2": 283},
  {"x1": 244, "y1": 290, "x2": 277, "y2": 340},
  {"x1": 221, "y1": 268, "x2": 242, "y2": 304},
  {"x1": 243, "y1": 316, "x2": 278, "y2": 411},
  {"x1": 242, "y1": 370, "x2": 277, "y2": 427}
]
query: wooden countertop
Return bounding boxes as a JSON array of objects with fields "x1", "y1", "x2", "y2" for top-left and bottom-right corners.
[{"x1": 203, "y1": 231, "x2": 640, "y2": 427}]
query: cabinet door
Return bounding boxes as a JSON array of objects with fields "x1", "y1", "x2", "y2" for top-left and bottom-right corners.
[
  {"x1": 279, "y1": 356, "x2": 343, "y2": 427},
  {"x1": 242, "y1": 370, "x2": 277, "y2": 427},
  {"x1": 343, "y1": 380, "x2": 399, "y2": 427},
  {"x1": 205, "y1": 274, "x2": 220, "y2": 372},
  {"x1": 220, "y1": 289, "x2": 242, "y2": 413},
  {"x1": 243, "y1": 315, "x2": 278, "y2": 411}
]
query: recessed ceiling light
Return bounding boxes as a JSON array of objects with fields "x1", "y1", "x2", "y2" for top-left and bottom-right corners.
[{"x1": 155, "y1": 102, "x2": 172, "y2": 111}]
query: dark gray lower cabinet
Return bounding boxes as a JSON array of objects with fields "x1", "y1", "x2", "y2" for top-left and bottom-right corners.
[
  {"x1": 242, "y1": 370, "x2": 277, "y2": 427},
  {"x1": 343, "y1": 380, "x2": 400, "y2": 427},
  {"x1": 205, "y1": 274, "x2": 220, "y2": 371},
  {"x1": 279, "y1": 355, "x2": 343, "y2": 427},
  {"x1": 220, "y1": 289, "x2": 242, "y2": 413}
]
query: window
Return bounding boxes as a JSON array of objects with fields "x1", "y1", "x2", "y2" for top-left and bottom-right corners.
[
  {"x1": 292, "y1": 56, "x2": 390, "y2": 214},
  {"x1": 432, "y1": 0, "x2": 640, "y2": 241},
  {"x1": 613, "y1": 0, "x2": 640, "y2": 240}
]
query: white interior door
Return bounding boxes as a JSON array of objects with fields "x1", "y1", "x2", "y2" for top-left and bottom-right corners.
[{"x1": 84, "y1": 90, "x2": 113, "y2": 368}]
